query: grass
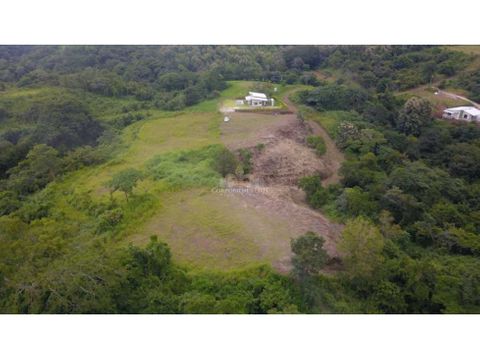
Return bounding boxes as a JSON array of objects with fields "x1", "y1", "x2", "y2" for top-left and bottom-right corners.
[
  {"x1": 65, "y1": 111, "x2": 222, "y2": 198},
  {"x1": 8, "y1": 80, "x2": 313, "y2": 272},
  {"x1": 146, "y1": 145, "x2": 224, "y2": 189},
  {"x1": 188, "y1": 81, "x2": 255, "y2": 112},
  {"x1": 299, "y1": 105, "x2": 361, "y2": 139},
  {"x1": 444, "y1": 46, "x2": 480, "y2": 56},
  {"x1": 129, "y1": 189, "x2": 292, "y2": 271},
  {"x1": 217, "y1": 81, "x2": 305, "y2": 111},
  {"x1": 306, "y1": 135, "x2": 327, "y2": 156},
  {"x1": 397, "y1": 86, "x2": 471, "y2": 114},
  {"x1": 220, "y1": 112, "x2": 283, "y2": 148}
]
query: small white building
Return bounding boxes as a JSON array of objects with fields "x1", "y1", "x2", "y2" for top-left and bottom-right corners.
[
  {"x1": 244, "y1": 92, "x2": 275, "y2": 107},
  {"x1": 443, "y1": 106, "x2": 480, "y2": 122}
]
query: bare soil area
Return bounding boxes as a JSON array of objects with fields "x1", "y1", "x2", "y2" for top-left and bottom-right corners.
[
  {"x1": 217, "y1": 91, "x2": 345, "y2": 272},
  {"x1": 222, "y1": 181, "x2": 342, "y2": 272}
]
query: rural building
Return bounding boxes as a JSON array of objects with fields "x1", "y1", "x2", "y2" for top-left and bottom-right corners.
[
  {"x1": 244, "y1": 92, "x2": 275, "y2": 107},
  {"x1": 443, "y1": 106, "x2": 480, "y2": 122}
]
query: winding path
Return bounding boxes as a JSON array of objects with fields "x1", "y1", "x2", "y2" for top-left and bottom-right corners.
[
  {"x1": 282, "y1": 90, "x2": 345, "y2": 186},
  {"x1": 435, "y1": 89, "x2": 480, "y2": 108}
]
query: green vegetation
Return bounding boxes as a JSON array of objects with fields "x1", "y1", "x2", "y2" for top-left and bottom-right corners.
[
  {"x1": 297, "y1": 105, "x2": 362, "y2": 139},
  {"x1": 107, "y1": 168, "x2": 144, "y2": 201},
  {"x1": 306, "y1": 135, "x2": 326, "y2": 156},
  {"x1": 291, "y1": 232, "x2": 329, "y2": 278},
  {"x1": 295, "y1": 71, "x2": 480, "y2": 313},
  {"x1": 147, "y1": 145, "x2": 228, "y2": 189},
  {"x1": 2, "y1": 45, "x2": 480, "y2": 314}
]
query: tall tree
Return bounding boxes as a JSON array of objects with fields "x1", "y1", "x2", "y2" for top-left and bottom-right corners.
[
  {"x1": 396, "y1": 97, "x2": 432, "y2": 136},
  {"x1": 291, "y1": 232, "x2": 329, "y2": 277},
  {"x1": 339, "y1": 217, "x2": 385, "y2": 278},
  {"x1": 107, "y1": 168, "x2": 143, "y2": 201}
]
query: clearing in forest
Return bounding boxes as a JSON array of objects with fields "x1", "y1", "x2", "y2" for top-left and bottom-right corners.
[
  {"x1": 132, "y1": 86, "x2": 344, "y2": 272},
  {"x1": 64, "y1": 81, "x2": 345, "y2": 273}
]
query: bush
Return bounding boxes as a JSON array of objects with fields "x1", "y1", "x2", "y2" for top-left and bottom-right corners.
[
  {"x1": 148, "y1": 145, "x2": 226, "y2": 188},
  {"x1": 306, "y1": 135, "x2": 326, "y2": 156},
  {"x1": 96, "y1": 208, "x2": 124, "y2": 233}
]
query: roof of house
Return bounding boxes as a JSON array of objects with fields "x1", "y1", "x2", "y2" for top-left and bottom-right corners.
[
  {"x1": 444, "y1": 106, "x2": 480, "y2": 116},
  {"x1": 245, "y1": 95, "x2": 269, "y2": 102},
  {"x1": 248, "y1": 92, "x2": 267, "y2": 99}
]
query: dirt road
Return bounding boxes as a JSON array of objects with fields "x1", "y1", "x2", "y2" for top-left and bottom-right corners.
[{"x1": 435, "y1": 89, "x2": 480, "y2": 108}]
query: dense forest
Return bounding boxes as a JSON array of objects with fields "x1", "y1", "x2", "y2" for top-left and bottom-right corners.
[{"x1": 1, "y1": 45, "x2": 480, "y2": 313}]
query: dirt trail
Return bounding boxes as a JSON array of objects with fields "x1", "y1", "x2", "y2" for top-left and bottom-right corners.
[
  {"x1": 282, "y1": 90, "x2": 345, "y2": 186},
  {"x1": 435, "y1": 89, "x2": 480, "y2": 108}
]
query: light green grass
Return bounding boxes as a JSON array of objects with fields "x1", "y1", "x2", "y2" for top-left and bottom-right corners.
[
  {"x1": 299, "y1": 105, "x2": 361, "y2": 138},
  {"x1": 129, "y1": 189, "x2": 291, "y2": 271},
  {"x1": 62, "y1": 111, "x2": 222, "y2": 198},
  {"x1": 187, "y1": 81, "x2": 255, "y2": 112},
  {"x1": 397, "y1": 87, "x2": 471, "y2": 112},
  {"x1": 18, "y1": 81, "x2": 312, "y2": 272}
]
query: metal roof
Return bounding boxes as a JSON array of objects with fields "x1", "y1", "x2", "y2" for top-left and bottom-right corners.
[
  {"x1": 248, "y1": 92, "x2": 267, "y2": 99},
  {"x1": 444, "y1": 106, "x2": 480, "y2": 116},
  {"x1": 245, "y1": 95, "x2": 269, "y2": 102}
]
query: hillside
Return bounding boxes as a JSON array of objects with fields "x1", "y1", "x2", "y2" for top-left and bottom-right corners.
[{"x1": 1, "y1": 46, "x2": 480, "y2": 314}]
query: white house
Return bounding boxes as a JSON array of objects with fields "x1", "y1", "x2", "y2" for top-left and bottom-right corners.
[
  {"x1": 443, "y1": 106, "x2": 480, "y2": 122},
  {"x1": 244, "y1": 92, "x2": 275, "y2": 107}
]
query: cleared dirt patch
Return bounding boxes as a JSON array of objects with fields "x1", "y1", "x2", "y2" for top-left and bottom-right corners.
[
  {"x1": 225, "y1": 181, "x2": 342, "y2": 271},
  {"x1": 222, "y1": 111, "x2": 336, "y2": 185},
  {"x1": 221, "y1": 112, "x2": 297, "y2": 150},
  {"x1": 252, "y1": 139, "x2": 328, "y2": 186}
]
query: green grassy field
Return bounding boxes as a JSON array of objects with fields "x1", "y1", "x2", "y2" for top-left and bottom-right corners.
[{"x1": 129, "y1": 189, "x2": 293, "y2": 270}]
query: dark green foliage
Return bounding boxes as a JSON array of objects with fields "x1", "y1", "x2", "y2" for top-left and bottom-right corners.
[
  {"x1": 283, "y1": 46, "x2": 325, "y2": 69},
  {"x1": 306, "y1": 135, "x2": 326, "y2": 156},
  {"x1": 299, "y1": 175, "x2": 328, "y2": 209},
  {"x1": 444, "y1": 143, "x2": 480, "y2": 182},
  {"x1": 294, "y1": 51, "x2": 480, "y2": 313},
  {"x1": 0, "y1": 191, "x2": 20, "y2": 216},
  {"x1": 453, "y1": 69, "x2": 480, "y2": 102},
  {"x1": 396, "y1": 97, "x2": 432, "y2": 136},
  {"x1": 0, "y1": 235, "x2": 300, "y2": 314},
  {"x1": 22, "y1": 94, "x2": 103, "y2": 151},
  {"x1": 237, "y1": 149, "x2": 253, "y2": 174},
  {"x1": 6, "y1": 144, "x2": 62, "y2": 195},
  {"x1": 321, "y1": 46, "x2": 470, "y2": 92},
  {"x1": 291, "y1": 232, "x2": 329, "y2": 277},
  {"x1": 299, "y1": 84, "x2": 370, "y2": 112},
  {"x1": 2, "y1": 45, "x2": 480, "y2": 314},
  {"x1": 212, "y1": 147, "x2": 238, "y2": 177}
]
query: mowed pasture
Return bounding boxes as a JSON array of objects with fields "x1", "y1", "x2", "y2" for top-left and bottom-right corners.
[{"x1": 130, "y1": 189, "x2": 293, "y2": 271}]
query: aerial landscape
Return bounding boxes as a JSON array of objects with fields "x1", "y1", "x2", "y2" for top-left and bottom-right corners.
[{"x1": 1, "y1": 45, "x2": 480, "y2": 313}]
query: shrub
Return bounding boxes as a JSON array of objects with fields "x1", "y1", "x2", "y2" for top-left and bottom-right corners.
[{"x1": 306, "y1": 135, "x2": 327, "y2": 156}]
